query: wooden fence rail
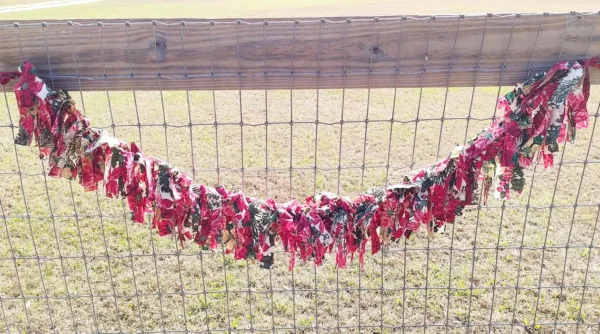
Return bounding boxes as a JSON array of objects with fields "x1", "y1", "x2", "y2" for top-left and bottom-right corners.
[{"x1": 0, "y1": 13, "x2": 599, "y2": 90}]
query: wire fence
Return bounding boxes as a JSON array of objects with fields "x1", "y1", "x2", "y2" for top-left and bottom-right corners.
[{"x1": 0, "y1": 12, "x2": 600, "y2": 334}]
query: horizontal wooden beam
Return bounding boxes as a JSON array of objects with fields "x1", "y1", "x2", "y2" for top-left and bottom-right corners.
[{"x1": 0, "y1": 13, "x2": 599, "y2": 91}]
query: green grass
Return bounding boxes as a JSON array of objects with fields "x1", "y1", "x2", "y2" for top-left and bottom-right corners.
[
  {"x1": 0, "y1": 0, "x2": 598, "y2": 20},
  {"x1": 0, "y1": 0, "x2": 52, "y2": 7},
  {"x1": 0, "y1": 85, "x2": 599, "y2": 333}
]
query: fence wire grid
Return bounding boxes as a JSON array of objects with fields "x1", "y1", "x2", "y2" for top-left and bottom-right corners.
[{"x1": 0, "y1": 12, "x2": 600, "y2": 334}]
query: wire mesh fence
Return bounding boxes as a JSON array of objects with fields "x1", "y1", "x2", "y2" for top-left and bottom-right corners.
[{"x1": 0, "y1": 12, "x2": 600, "y2": 333}]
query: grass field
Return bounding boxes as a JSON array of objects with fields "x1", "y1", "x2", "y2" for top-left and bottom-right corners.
[
  {"x1": 0, "y1": 0, "x2": 600, "y2": 333},
  {"x1": 0, "y1": 0, "x2": 599, "y2": 20},
  {"x1": 1, "y1": 85, "x2": 599, "y2": 333}
]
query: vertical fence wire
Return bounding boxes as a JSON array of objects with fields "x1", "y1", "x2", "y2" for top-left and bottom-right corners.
[
  {"x1": 508, "y1": 13, "x2": 546, "y2": 334},
  {"x1": 11, "y1": 25, "x2": 57, "y2": 333},
  {"x1": 417, "y1": 17, "x2": 433, "y2": 334},
  {"x1": 462, "y1": 15, "x2": 489, "y2": 145},
  {"x1": 232, "y1": 20, "x2": 256, "y2": 334},
  {"x1": 153, "y1": 21, "x2": 191, "y2": 332},
  {"x1": 313, "y1": 22, "x2": 323, "y2": 332},
  {"x1": 209, "y1": 23, "x2": 221, "y2": 187},
  {"x1": 67, "y1": 22, "x2": 122, "y2": 333},
  {"x1": 0, "y1": 190, "x2": 32, "y2": 332},
  {"x1": 567, "y1": 102, "x2": 600, "y2": 333},
  {"x1": 235, "y1": 22, "x2": 244, "y2": 193},
  {"x1": 180, "y1": 23, "x2": 197, "y2": 184},
  {"x1": 575, "y1": 194, "x2": 600, "y2": 334},
  {"x1": 531, "y1": 14, "x2": 572, "y2": 325},
  {"x1": 289, "y1": 22, "x2": 296, "y2": 200},
  {"x1": 263, "y1": 21, "x2": 270, "y2": 198},
  {"x1": 180, "y1": 21, "x2": 213, "y2": 333},
  {"x1": 262, "y1": 21, "x2": 278, "y2": 332},
  {"x1": 94, "y1": 22, "x2": 128, "y2": 333},
  {"x1": 486, "y1": 14, "x2": 517, "y2": 333},
  {"x1": 359, "y1": 18, "x2": 377, "y2": 189},
  {"x1": 383, "y1": 18, "x2": 404, "y2": 189},
  {"x1": 553, "y1": 14, "x2": 600, "y2": 333},
  {"x1": 289, "y1": 20, "x2": 298, "y2": 334},
  {"x1": 124, "y1": 20, "x2": 164, "y2": 333},
  {"x1": 39, "y1": 22, "x2": 81, "y2": 333},
  {"x1": 441, "y1": 16, "x2": 462, "y2": 334},
  {"x1": 0, "y1": 13, "x2": 599, "y2": 334},
  {"x1": 574, "y1": 18, "x2": 600, "y2": 325},
  {"x1": 336, "y1": 19, "x2": 349, "y2": 333},
  {"x1": 313, "y1": 20, "x2": 323, "y2": 195},
  {"x1": 0, "y1": 292, "x2": 8, "y2": 331},
  {"x1": 336, "y1": 19, "x2": 349, "y2": 195},
  {"x1": 464, "y1": 15, "x2": 500, "y2": 330}
]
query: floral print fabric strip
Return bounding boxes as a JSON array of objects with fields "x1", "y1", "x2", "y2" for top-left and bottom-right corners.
[{"x1": 1, "y1": 58, "x2": 598, "y2": 270}]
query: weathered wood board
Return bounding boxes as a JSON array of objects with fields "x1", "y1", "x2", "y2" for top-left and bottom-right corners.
[{"x1": 0, "y1": 13, "x2": 598, "y2": 90}]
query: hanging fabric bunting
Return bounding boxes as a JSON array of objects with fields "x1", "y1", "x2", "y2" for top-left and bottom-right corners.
[{"x1": 1, "y1": 57, "x2": 598, "y2": 270}]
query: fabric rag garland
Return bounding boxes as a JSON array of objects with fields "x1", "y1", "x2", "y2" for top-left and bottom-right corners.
[{"x1": 1, "y1": 58, "x2": 599, "y2": 270}]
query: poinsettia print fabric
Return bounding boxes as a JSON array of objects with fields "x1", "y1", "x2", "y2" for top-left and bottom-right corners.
[{"x1": 1, "y1": 57, "x2": 598, "y2": 270}]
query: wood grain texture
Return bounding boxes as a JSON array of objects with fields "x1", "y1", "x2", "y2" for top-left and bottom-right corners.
[{"x1": 0, "y1": 13, "x2": 599, "y2": 91}]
